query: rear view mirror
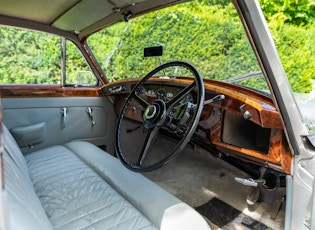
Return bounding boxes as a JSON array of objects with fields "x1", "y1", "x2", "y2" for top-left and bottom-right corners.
[{"x1": 144, "y1": 46, "x2": 163, "y2": 57}]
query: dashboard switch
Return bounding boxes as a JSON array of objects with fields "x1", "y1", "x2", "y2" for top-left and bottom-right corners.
[{"x1": 240, "y1": 104, "x2": 252, "y2": 119}]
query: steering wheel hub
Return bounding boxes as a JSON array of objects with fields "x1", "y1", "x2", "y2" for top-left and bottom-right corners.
[
  {"x1": 143, "y1": 100, "x2": 166, "y2": 129},
  {"x1": 144, "y1": 105, "x2": 156, "y2": 120}
]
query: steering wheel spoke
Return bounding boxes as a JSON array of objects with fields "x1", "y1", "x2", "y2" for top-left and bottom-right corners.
[
  {"x1": 166, "y1": 81, "x2": 196, "y2": 109},
  {"x1": 134, "y1": 91, "x2": 150, "y2": 109},
  {"x1": 137, "y1": 126, "x2": 159, "y2": 166}
]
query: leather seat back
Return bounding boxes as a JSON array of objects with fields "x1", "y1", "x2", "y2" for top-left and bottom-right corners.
[{"x1": 3, "y1": 125, "x2": 54, "y2": 230}]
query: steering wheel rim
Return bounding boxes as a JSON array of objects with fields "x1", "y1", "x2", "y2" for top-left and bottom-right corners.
[{"x1": 115, "y1": 61, "x2": 204, "y2": 172}]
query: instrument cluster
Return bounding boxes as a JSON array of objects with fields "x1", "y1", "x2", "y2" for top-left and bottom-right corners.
[{"x1": 140, "y1": 85, "x2": 193, "y2": 103}]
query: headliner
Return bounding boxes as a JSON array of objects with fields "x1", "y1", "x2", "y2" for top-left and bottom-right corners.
[{"x1": 0, "y1": 0, "x2": 187, "y2": 40}]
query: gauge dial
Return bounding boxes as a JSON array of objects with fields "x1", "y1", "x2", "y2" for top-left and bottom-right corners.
[
  {"x1": 157, "y1": 88, "x2": 167, "y2": 101},
  {"x1": 180, "y1": 93, "x2": 194, "y2": 103}
]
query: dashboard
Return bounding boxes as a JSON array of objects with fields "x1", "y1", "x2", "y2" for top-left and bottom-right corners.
[{"x1": 104, "y1": 77, "x2": 292, "y2": 174}]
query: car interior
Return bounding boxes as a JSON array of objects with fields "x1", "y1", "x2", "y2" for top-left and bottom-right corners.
[{"x1": 0, "y1": 0, "x2": 302, "y2": 229}]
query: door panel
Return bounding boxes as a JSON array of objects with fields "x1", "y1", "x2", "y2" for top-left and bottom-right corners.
[{"x1": 1, "y1": 97, "x2": 117, "y2": 154}]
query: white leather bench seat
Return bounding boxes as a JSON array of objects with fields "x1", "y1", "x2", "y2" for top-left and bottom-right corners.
[
  {"x1": 25, "y1": 145, "x2": 157, "y2": 230},
  {"x1": 3, "y1": 125, "x2": 210, "y2": 230}
]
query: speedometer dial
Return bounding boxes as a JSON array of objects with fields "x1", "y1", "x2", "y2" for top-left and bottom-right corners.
[{"x1": 157, "y1": 88, "x2": 167, "y2": 101}]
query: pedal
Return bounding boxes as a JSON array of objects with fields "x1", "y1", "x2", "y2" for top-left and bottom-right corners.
[
  {"x1": 270, "y1": 196, "x2": 285, "y2": 219},
  {"x1": 235, "y1": 177, "x2": 265, "y2": 206},
  {"x1": 235, "y1": 177, "x2": 266, "y2": 187},
  {"x1": 246, "y1": 186, "x2": 260, "y2": 205}
]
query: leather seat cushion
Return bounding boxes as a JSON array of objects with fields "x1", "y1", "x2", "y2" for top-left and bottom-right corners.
[{"x1": 25, "y1": 145, "x2": 158, "y2": 230}]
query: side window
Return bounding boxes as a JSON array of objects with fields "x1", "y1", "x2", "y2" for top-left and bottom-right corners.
[
  {"x1": 65, "y1": 40, "x2": 97, "y2": 86},
  {"x1": 0, "y1": 27, "x2": 61, "y2": 84},
  {"x1": 0, "y1": 26, "x2": 96, "y2": 85}
]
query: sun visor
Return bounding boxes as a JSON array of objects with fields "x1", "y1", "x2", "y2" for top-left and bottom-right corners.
[
  {"x1": 52, "y1": 0, "x2": 116, "y2": 32},
  {"x1": 53, "y1": 0, "x2": 185, "y2": 36},
  {"x1": 52, "y1": 0, "x2": 148, "y2": 33}
]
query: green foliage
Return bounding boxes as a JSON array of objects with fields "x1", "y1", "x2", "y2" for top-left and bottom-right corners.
[
  {"x1": 0, "y1": 27, "x2": 61, "y2": 84},
  {"x1": 260, "y1": 0, "x2": 315, "y2": 26},
  {"x1": 258, "y1": 0, "x2": 315, "y2": 92},
  {"x1": 266, "y1": 12, "x2": 315, "y2": 92},
  {"x1": 0, "y1": 27, "x2": 93, "y2": 85}
]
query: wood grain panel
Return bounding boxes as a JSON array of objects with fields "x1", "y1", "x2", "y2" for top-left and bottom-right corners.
[
  {"x1": 104, "y1": 78, "x2": 283, "y2": 128},
  {"x1": 0, "y1": 85, "x2": 104, "y2": 97}
]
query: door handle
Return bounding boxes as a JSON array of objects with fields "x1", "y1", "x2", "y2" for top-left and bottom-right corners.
[
  {"x1": 86, "y1": 107, "x2": 96, "y2": 126},
  {"x1": 61, "y1": 107, "x2": 67, "y2": 129}
]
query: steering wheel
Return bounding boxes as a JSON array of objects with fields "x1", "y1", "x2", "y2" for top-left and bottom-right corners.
[{"x1": 116, "y1": 61, "x2": 204, "y2": 172}]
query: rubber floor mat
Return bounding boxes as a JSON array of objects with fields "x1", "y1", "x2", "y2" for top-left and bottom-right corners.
[{"x1": 196, "y1": 198, "x2": 270, "y2": 229}]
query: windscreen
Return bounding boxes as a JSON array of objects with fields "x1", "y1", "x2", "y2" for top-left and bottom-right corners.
[{"x1": 87, "y1": 1, "x2": 268, "y2": 92}]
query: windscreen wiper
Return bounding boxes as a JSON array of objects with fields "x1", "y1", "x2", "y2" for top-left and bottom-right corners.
[{"x1": 223, "y1": 71, "x2": 263, "y2": 83}]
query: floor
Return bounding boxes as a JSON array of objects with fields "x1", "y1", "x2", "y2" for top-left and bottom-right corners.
[{"x1": 143, "y1": 145, "x2": 285, "y2": 230}]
